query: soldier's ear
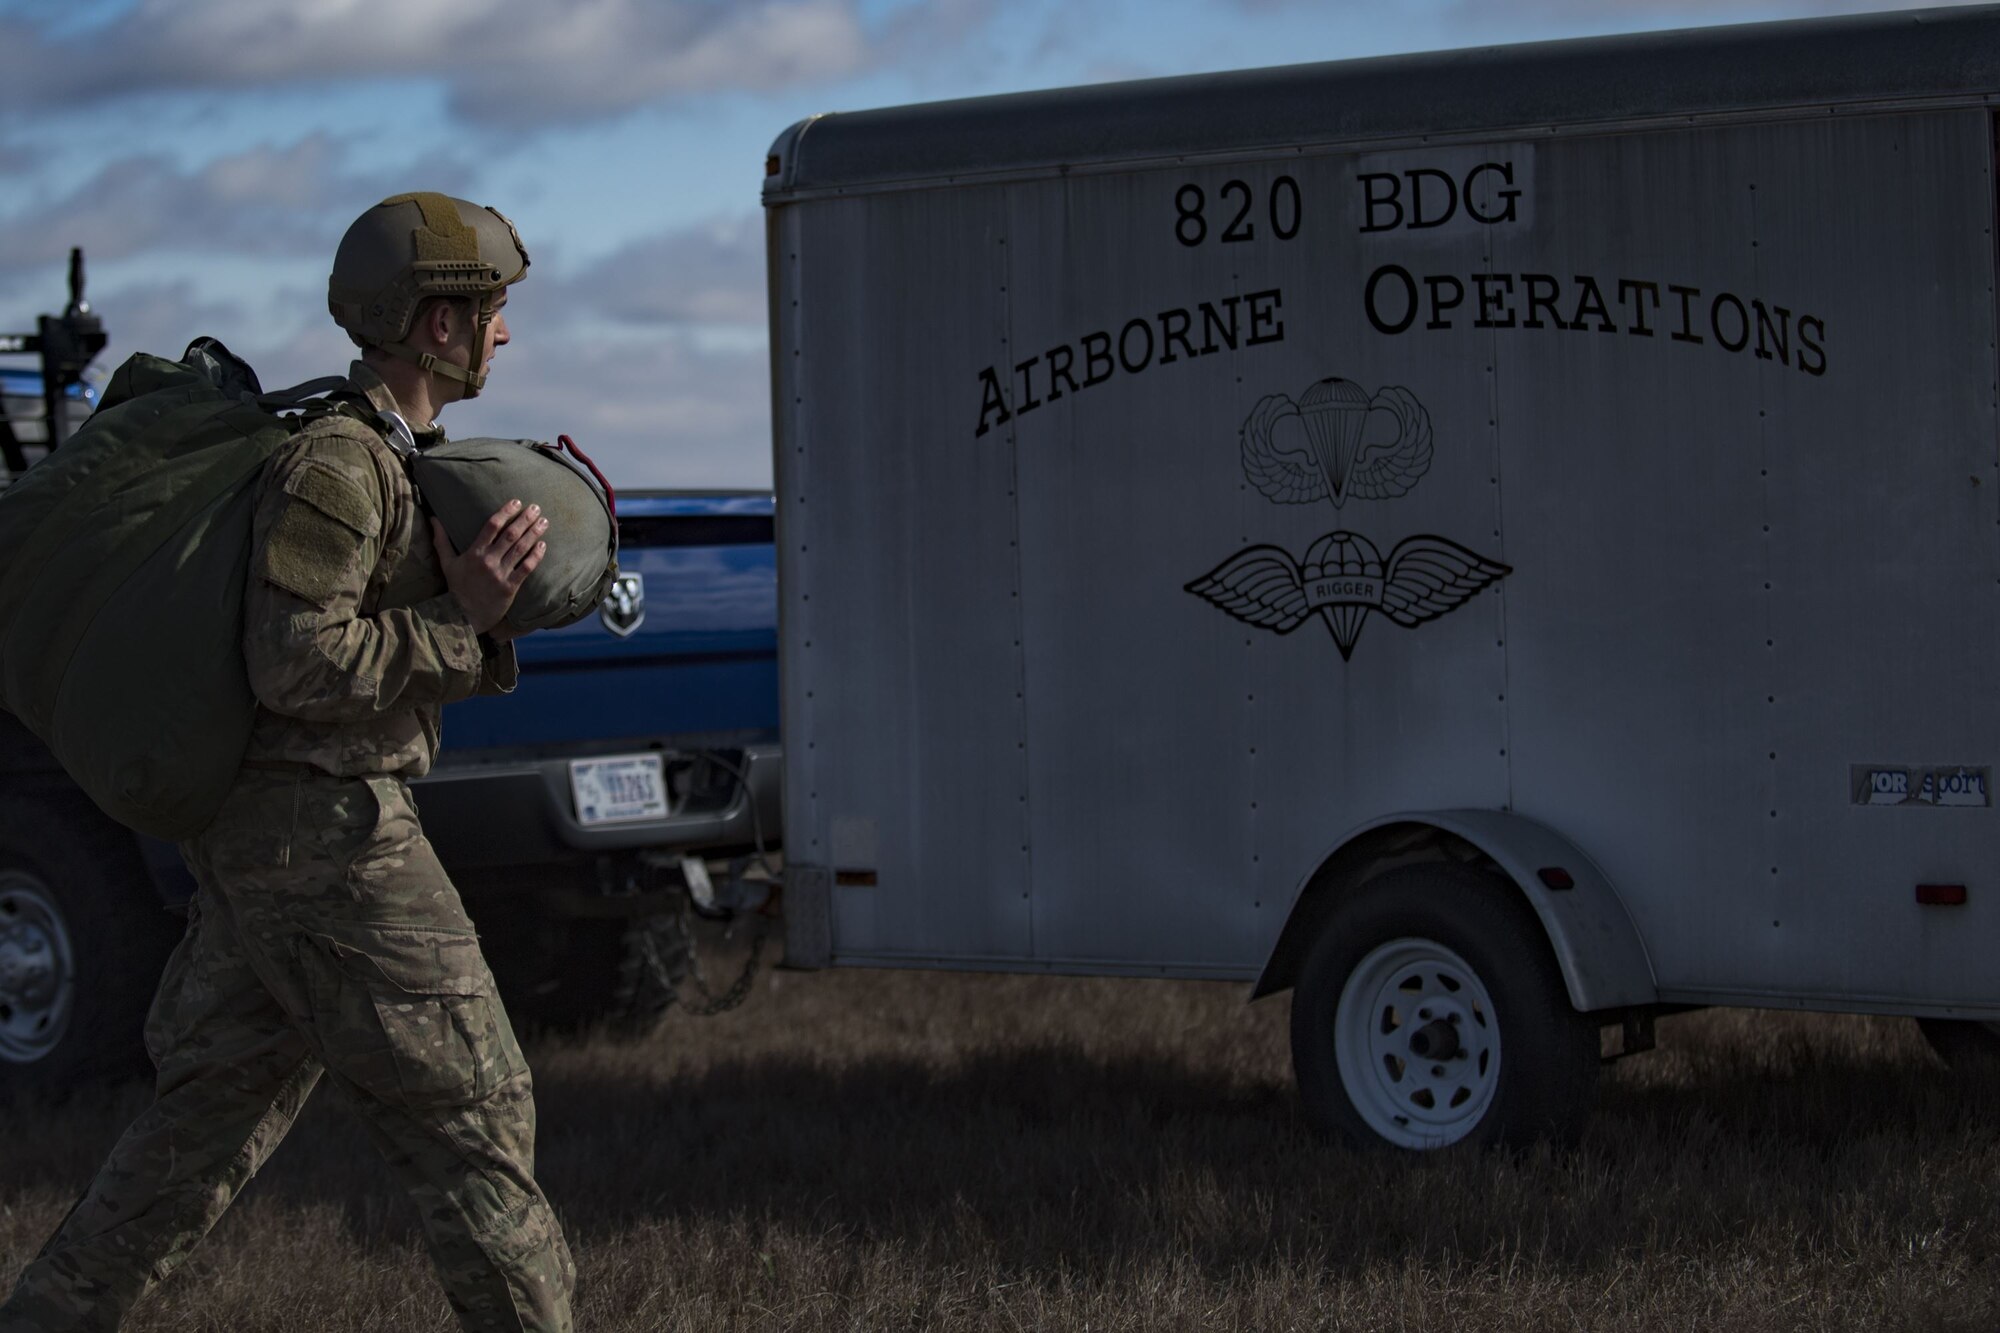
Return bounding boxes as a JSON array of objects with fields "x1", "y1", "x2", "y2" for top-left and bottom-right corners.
[
  {"x1": 425, "y1": 298, "x2": 457, "y2": 348},
  {"x1": 413, "y1": 296, "x2": 461, "y2": 350}
]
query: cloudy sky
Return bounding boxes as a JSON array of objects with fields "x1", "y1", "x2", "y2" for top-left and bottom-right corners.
[{"x1": 0, "y1": 0, "x2": 1976, "y2": 488}]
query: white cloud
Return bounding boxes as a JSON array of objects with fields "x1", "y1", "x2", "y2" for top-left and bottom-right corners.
[
  {"x1": 71, "y1": 293, "x2": 771, "y2": 489},
  {"x1": 198, "y1": 276, "x2": 773, "y2": 489},
  {"x1": 471, "y1": 219, "x2": 775, "y2": 485},
  {"x1": 0, "y1": 0, "x2": 949, "y2": 128},
  {"x1": 1222, "y1": 0, "x2": 1982, "y2": 14},
  {"x1": 447, "y1": 328, "x2": 773, "y2": 490},
  {"x1": 1458, "y1": 0, "x2": 1984, "y2": 13},
  {"x1": 88, "y1": 280, "x2": 254, "y2": 373},
  {"x1": 0, "y1": 134, "x2": 473, "y2": 277},
  {"x1": 16, "y1": 191, "x2": 774, "y2": 488},
  {"x1": 560, "y1": 216, "x2": 766, "y2": 327}
]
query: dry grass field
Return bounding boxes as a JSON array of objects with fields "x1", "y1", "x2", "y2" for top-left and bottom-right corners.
[{"x1": 6, "y1": 933, "x2": 2000, "y2": 1332}]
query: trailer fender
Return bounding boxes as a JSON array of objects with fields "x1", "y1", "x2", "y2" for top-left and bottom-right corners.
[{"x1": 1254, "y1": 809, "x2": 1657, "y2": 1014}]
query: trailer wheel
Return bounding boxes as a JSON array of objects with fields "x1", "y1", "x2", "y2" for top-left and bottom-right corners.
[
  {"x1": 1290, "y1": 862, "x2": 1598, "y2": 1150},
  {"x1": 1916, "y1": 1018, "x2": 2000, "y2": 1075},
  {"x1": 0, "y1": 797, "x2": 176, "y2": 1098}
]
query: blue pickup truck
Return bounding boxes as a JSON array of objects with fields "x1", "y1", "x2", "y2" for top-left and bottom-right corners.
[{"x1": 0, "y1": 481, "x2": 780, "y2": 1096}]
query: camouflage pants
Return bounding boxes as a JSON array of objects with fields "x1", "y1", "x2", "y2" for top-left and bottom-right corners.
[{"x1": 0, "y1": 772, "x2": 575, "y2": 1333}]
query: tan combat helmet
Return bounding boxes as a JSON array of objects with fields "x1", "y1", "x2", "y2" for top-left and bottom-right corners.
[{"x1": 327, "y1": 192, "x2": 529, "y2": 399}]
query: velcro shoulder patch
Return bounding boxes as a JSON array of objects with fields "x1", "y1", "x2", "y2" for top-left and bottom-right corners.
[
  {"x1": 258, "y1": 455, "x2": 383, "y2": 608},
  {"x1": 283, "y1": 458, "x2": 380, "y2": 538},
  {"x1": 258, "y1": 501, "x2": 366, "y2": 609}
]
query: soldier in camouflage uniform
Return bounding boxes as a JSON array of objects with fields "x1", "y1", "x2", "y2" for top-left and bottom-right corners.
[{"x1": 0, "y1": 194, "x2": 576, "y2": 1333}]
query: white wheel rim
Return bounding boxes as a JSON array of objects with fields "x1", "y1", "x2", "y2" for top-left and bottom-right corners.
[
  {"x1": 1334, "y1": 936, "x2": 1500, "y2": 1149},
  {"x1": 0, "y1": 870, "x2": 76, "y2": 1064}
]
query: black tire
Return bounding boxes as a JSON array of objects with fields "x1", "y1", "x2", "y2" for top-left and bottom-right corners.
[
  {"x1": 1916, "y1": 1018, "x2": 2000, "y2": 1074},
  {"x1": 0, "y1": 795, "x2": 179, "y2": 1099},
  {"x1": 605, "y1": 908, "x2": 692, "y2": 1042},
  {"x1": 475, "y1": 892, "x2": 689, "y2": 1042},
  {"x1": 1290, "y1": 862, "x2": 1599, "y2": 1150}
]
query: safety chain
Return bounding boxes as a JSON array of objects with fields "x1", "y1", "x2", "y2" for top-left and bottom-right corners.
[{"x1": 678, "y1": 908, "x2": 772, "y2": 1017}]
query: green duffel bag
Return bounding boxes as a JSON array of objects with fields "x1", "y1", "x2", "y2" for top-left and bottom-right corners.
[
  {"x1": 410, "y1": 433, "x2": 619, "y2": 631},
  {"x1": 0, "y1": 337, "x2": 620, "y2": 840},
  {"x1": 0, "y1": 339, "x2": 342, "y2": 839}
]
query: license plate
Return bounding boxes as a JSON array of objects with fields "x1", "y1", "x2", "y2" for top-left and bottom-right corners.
[{"x1": 569, "y1": 753, "x2": 669, "y2": 826}]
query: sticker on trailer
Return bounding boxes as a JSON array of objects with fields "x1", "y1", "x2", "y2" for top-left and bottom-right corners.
[{"x1": 1851, "y1": 765, "x2": 1991, "y2": 808}]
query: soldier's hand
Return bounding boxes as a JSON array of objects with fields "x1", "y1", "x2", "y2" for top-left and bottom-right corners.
[{"x1": 433, "y1": 500, "x2": 547, "y2": 635}]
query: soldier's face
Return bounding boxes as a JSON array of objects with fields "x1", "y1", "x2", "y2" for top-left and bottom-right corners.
[
  {"x1": 451, "y1": 295, "x2": 509, "y2": 401},
  {"x1": 480, "y1": 295, "x2": 511, "y2": 373}
]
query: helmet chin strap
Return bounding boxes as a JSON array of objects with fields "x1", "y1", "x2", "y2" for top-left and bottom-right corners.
[
  {"x1": 375, "y1": 292, "x2": 502, "y2": 400},
  {"x1": 374, "y1": 333, "x2": 487, "y2": 398}
]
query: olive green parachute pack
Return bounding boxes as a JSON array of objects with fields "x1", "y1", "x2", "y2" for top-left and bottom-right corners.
[
  {"x1": 410, "y1": 434, "x2": 619, "y2": 632},
  {"x1": 0, "y1": 339, "x2": 618, "y2": 841}
]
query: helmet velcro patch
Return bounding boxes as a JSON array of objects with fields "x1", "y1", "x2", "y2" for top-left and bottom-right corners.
[{"x1": 385, "y1": 191, "x2": 481, "y2": 264}]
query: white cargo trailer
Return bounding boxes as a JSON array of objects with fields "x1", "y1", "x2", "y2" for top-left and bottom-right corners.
[{"x1": 763, "y1": 6, "x2": 2000, "y2": 1148}]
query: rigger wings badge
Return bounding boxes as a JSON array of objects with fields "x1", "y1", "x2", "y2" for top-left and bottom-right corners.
[{"x1": 1185, "y1": 377, "x2": 1510, "y2": 660}]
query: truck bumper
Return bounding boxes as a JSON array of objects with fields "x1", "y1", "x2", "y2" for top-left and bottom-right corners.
[{"x1": 414, "y1": 743, "x2": 781, "y2": 869}]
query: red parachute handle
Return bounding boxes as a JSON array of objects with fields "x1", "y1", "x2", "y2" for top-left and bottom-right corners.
[{"x1": 558, "y1": 433, "x2": 615, "y2": 520}]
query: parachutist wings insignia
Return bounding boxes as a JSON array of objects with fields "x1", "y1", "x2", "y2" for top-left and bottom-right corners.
[
  {"x1": 1185, "y1": 531, "x2": 1511, "y2": 660},
  {"x1": 1379, "y1": 536, "x2": 1511, "y2": 627},
  {"x1": 1198, "y1": 376, "x2": 1504, "y2": 661},
  {"x1": 1238, "y1": 380, "x2": 1434, "y2": 509},
  {"x1": 1344, "y1": 385, "x2": 1433, "y2": 504},
  {"x1": 1183, "y1": 546, "x2": 1312, "y2": 633},
  {"x1": 1238, "y1": 394, "x2": 1328, "y2": 506}
]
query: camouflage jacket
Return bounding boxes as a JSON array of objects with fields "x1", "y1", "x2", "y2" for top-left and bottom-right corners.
[{"x1": 240, "y1": 362, "x2": 517, "y2": 778}]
